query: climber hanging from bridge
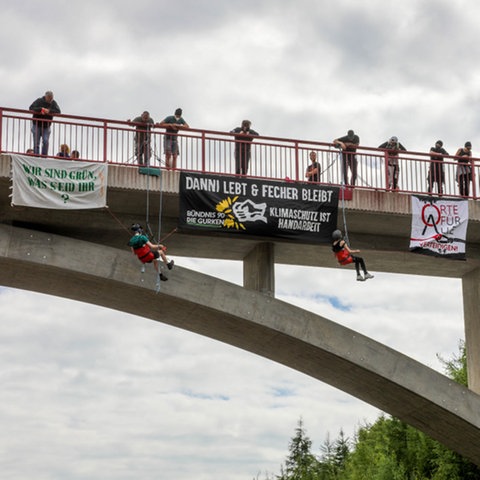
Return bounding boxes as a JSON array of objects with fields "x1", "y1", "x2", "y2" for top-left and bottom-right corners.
[
  {"x1": 332, "y1": 229, "x2": 374, "y2": 282},
  {"x1": 128, "y1": 223, "x2": 174, "y2": 281}
]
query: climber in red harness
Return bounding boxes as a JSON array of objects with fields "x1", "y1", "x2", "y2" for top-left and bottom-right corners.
[
  {"x1": 332, "y1": 229, "x2": 374, "y2": 282},
  {"x1": 128, "y1": 224, "x2": 174, "y2": 281}
]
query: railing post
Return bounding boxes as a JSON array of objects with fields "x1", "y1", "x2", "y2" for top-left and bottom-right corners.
[
  {"x1": 0, "y1": 108, "x2": 3, "y2": 154},
  {"x1": 103, "y1": 121, "x2": 108, "y2": 163},
  {"x1": 294, "y1": 142, "x2": 299, "y2": 182},
  {"x1": 384, "y1": 152, "x2": 389, "y2": 190},
  {"x1": 471, "y1": 158, "x2": 477, "y2": 199},
  {"x1": 201, "y1": 131, "x2": 206, "y2": 173}
]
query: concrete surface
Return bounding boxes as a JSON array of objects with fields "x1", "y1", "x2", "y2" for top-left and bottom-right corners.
[{"x1": 0, "y1": 224, "x2": 480, "y2": 465}]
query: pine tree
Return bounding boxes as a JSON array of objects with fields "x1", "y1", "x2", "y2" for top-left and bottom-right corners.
[{"x1": 278, "y1": 418, "x2": 320, "y2": 480}]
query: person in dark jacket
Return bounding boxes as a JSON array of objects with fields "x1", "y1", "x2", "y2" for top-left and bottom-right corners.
[
  {"x1": 29, "y1": 91, "x2": 61, "y2": 156},
  {"x1": 428, "y1": 140, "x2": 449, "y2": 195},
  {"x1": 230, "y1": 120, "x2": 259, "y2": 175},
  {"x1": 333, "y1": 129, "x2": 360, "y2": 186},
  {"x1": 455, "y1": 141, "x2": 472, "y2": 197}
]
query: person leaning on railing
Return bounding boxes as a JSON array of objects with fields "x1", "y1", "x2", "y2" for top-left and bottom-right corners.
[
  {"x1": 29, "y1": 90, "x2": 61, "y2": 156},
  {"x1": 230, "y1": 120, "x2": 259, "y2": 176},
  {"x1": 428, "y1": 140, "x2": 448, "y2": 195},
  {"x1": 333, "y1": 129, "x2": 359, "y2": 187},
  {"x1": 128, "y1": 111, "x2": 154, "y2": 166},
  {"x1": 156, "y1": 108, "x2": 189, "y2": 170},
  {"x1": 455, "y1": 141, "x2": 472, "y2": 197},
  {"x1": 378, "y1": 136, "x2": 406, "y2": 191}
]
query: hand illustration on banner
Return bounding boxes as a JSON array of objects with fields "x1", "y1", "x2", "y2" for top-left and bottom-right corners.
[{"x1": 232, "y1": 199, "x2": 267, "y2": 223}]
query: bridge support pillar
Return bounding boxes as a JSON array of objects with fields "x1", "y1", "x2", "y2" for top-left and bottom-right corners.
[
  {"x1": 462, "y1": 268, "x2": 480, "y2": 394},
  {"x1": 243, "y1": 242, "x2": 275, "y2": 297}
]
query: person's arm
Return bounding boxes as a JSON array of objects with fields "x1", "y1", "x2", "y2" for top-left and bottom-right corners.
[
  {"x1": 146, "y1": 241, "x2": 167, "y2": 251},
  {"x1": 333, "y1": 138, "x2": 346, "y2": 149},
  {"x1": 49, "y1": 100, "x2": 61, "y2": 114},
  {"x1": 343, "y1": 241, "x2": 360, "y2": 254},
  {"x1": 29, "y1": 98, "x2": 43, "y2": 112},
  {"x1": 307, "y1": 164, "x2": 319, "y2": 178},
  {"x1": 155, "y1": 118, "x2": 171, "y2": 129}
]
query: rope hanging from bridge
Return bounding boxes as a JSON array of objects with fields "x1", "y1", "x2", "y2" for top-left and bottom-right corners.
[{"x1": 337, "y1": 147, "x2": 351, "y2": 247}]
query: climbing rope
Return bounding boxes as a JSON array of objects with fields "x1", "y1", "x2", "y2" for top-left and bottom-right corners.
[{"x1": 337, "y1": 147, "x2": 351, "y2": 247}]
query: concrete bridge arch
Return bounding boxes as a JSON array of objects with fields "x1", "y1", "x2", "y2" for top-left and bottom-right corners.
[{"x1": 1, "y1": 224, "x2": 480, "y2": 465}]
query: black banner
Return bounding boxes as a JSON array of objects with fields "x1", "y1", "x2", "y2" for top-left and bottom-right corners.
[{"x1": 179, "y1": 172, "x2": 339, "y2": 243}]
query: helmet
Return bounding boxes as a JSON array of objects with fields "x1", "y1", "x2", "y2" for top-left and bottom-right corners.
[
  {"x1": 332, "y1": 229, "x2": 343, "y2": 240},
  {"x1": 131, "y1": 223, "x2": 143, "y2": 233},
  {"x1": 390, "y1": 136, "x2": 398, "y2": 143}
]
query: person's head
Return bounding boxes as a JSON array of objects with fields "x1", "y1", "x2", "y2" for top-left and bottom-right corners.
[
  {"x1": 26, "y1": 148, "x2": 34, "y2": 154},
  {"x1": 59, "y1": 144, "x2": 70, "y2": 154},
  {"x1": 174, "y1": 108, "x2": 182, "y2": 117},
  {"x1": 71, "y1": 150, "x2": 80, "y2": 159},
  {"x1": 465, "y1": 141, "x2": 472, "y2": 150},
  {"x1": 347, "y1": 130, "x2": 355, "y2": 140},
  {"x1": 241, "y1": 120, "x2": 251, "y2": 130},
  {"x1": 309, "y1": 151, "x2": 317, "y2": 162},
  {"x1": 131, "y1": 223, "x2": 143, "y2": 234},
  {"x1": 141, "y1": 111, "x2": 150, "y2": 121},
  {"x1": 332, "y1": 229, "x2": 343, "y2": 241},
  {"x1": 45, "y1": 91, "x2": 54, "y2": 102},
  {"x1": 435, "y1": 140, "x2": 443, "y2": 148},
  {"x1": 389, "y1": 136, "x2": 398, "y2": 144}
]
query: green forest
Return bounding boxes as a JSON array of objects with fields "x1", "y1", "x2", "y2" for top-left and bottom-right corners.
[{"x1": 257, "y1": 342, "x2": 480, "y2": 480}]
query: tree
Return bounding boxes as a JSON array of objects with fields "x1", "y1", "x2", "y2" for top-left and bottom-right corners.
[{"x1": 278, "y1": 418, "x2": 320, "y2": 480}]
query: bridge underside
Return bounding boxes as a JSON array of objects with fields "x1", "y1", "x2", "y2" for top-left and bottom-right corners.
[{"x1": 1, "y1": 224, "x2": 480, "y2": 465}]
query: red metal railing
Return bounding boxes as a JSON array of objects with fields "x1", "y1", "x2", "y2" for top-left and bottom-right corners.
[{"x1": 1, "y1": 106, "x2": 478, "y2": 199}]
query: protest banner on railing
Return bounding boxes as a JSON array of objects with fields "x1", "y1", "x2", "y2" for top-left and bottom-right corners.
[
  {"x1": 11, "y1": 155, "x2": 108, "y2": 209},
  {"x1": 179, "y1": 172, "x2": 338, "y2": 243}
]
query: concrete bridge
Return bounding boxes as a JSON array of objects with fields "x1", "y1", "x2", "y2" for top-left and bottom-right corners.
[{"x1": 1, "y1": 154, "x2": 480, "y2": 464}]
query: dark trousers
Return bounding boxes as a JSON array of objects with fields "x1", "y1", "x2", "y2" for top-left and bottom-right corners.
[
  {"x1": 458, "y1": 174, "x2": 471, "y2": 197},
  {"x1": 235, "y1": 146, "x2": 251, "y2": 175},
  {"x1": 342, "y1": 152, "x2": 357, "y2": 185},
  {"x1": 352, "y1": 255, "x2": 367, "y2": 275}
]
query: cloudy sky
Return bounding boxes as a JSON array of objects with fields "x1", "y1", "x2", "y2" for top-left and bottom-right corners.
[{"x1": 0, "y1": 0, "x2": 474, "y2": 479}]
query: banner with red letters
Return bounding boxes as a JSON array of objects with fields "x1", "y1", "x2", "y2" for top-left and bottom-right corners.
[{"x1": 410, "y1": 196, "x2": 468, "y2": 259}]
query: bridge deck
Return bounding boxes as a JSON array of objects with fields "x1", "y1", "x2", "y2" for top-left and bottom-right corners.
[{"x1": 2, "y1": 154, "x2": 480, "y2": 278}]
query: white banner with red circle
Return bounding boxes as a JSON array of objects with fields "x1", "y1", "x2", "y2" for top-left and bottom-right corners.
[{"x1": 410, "y1": 196, "x2": 468, "y2": 259}]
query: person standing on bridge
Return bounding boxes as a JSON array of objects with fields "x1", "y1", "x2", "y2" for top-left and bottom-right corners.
[
  {"x1": 428, "y1": 140, "x2": 449, "y2": 195},
  {"x1": 332, "y1": 230, "x2": 374, "y2": 282},
  {"x1": 333, "y1": 129, "x2": 359, "y2": 186},
  {"x1": 128, "y1": 111, "x2": 155, "y2": 166},
  {"x1": 305, "y1": 151, "x2": 321, "y2": 182},
  {"x1": 230, "y1": 120, "x2": 259, "y2": 175},
  {"x1": 378, "y1": 136, "x2": 406, "y2": 191},
  {"x1": 156, "y1": 108, "x2": 189, "y2": 169},
  {"x1": 455, "y1": 141, "x2": 472, "y2": 197},
  {"x1": 128, "y1": 224, "x2": 174, "y2": 281},
  {"x1": 29, "y1": 90, "x2": 61, "y2": 156}
]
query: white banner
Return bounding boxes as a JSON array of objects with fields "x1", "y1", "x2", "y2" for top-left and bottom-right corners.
[
  {"x1": 410, "y1": 196, "x2": 468, "y2": 259},
  {"x1": 11, "y1": 155, "x2": 108, "y2": 209}
]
